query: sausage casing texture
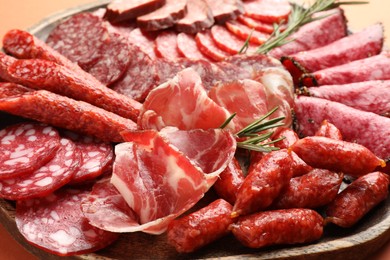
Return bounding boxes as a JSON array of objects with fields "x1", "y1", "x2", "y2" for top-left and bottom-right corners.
[
  {"x1": 167, "y1": 198, "x2": 234, "y2": 253},
  {"x1": 291, "y1": 136, "x2": 386, "y2": 177},
  {"x1": 232, "y1": 208, "x2": 324, "y2": 248},
  {"x1": 326, "y1": 171, "x2": 390, "y2": 228},
  {"x1": 314, "y1": 119, "x2": 343, "y2": 140}
]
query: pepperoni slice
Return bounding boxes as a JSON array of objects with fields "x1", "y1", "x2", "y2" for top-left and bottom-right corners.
[
  {"x1": 211, "y1": 25, "x2": 257, "y2": 55},
  {"x1": 46, "y1": 13, "x2": 109, "y2": 70},
  {"x1": 225, "y1": 20, "x2": 270, "y2": 44},
  {"x1": 64, "y1": 132, "x2": 114, "y2": 184},
  {"x1": 195, "y1": 30, "x2": 230, "y2": 61},
  {"x1": 154, "y1": 30, "x2": 183, "y2": 61},
  {"x1": 0, "y1": 123, "x2": 61, "y2": 180},
  {"x1": 177, "y1": 33, "x2": 210, "y2": 60},
  {"x1": 0, "y1": 137, "x2": 81, "y2": 200},
  {"x1": 243, "y1": 0, "x2": 292, "y2": 23},
  {"x1": 15, "y1": 187, "x2": 119, "y2": 256}
]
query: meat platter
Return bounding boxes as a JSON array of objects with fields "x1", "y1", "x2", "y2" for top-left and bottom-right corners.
[{"x1": 1, "y1": 0, "x2": 390, "y2": 259}]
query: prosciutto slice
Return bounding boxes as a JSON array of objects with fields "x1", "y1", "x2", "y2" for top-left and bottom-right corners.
[
  {"x1": 104, "y1": 127, "x2": 235, "y2": 234},
  {"x1": 138, "y1": 68, "x2": 232, "y2": 130}
]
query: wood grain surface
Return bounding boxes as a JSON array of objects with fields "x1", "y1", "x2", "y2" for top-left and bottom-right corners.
[{"x1": 1, "y1": 0, "x2": 390, "y2": 259}]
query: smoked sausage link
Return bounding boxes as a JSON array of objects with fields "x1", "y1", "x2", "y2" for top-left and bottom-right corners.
[
  {"x1": 326, "y1": 171, "x2": 390, "y2": 228},
  {"x1": 232, "y1": 208, "x2": 324, "y2": 248},
  {"x1": 167, "y1": 199, "x2": 234, "y2": 253}
]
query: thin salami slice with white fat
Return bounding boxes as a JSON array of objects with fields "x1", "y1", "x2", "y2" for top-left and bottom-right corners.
[
  {"x1": 105, "y1": 0, "x2": 166, "y2": 23},
  {"x1": 87, "y1": 31, "x2": 131, "y2": 86},
  {"x1": 175, "y1": 0, "x2": 214, "y2": 34},
  {"x1": 0, "y1": 137, "x2": 81, "y2": 200},
  {"x1": 64, "y1": 132, "x2": 114, "y2": 184},
  {"x1": 237, "y1": 15, "x2": 286, "y2": 34},
  {"x1": 225, "y1": 20, "x2": 270, "y2": 44},
  {"x1": 46, "y1": 13, "x2": 109, "y2": 70},
  {"x1": 205, "y1": 0, "x2": 244, "y2": 24},
  {"x1": 154, "y1": 30, "x2": 183, "y2": 61},
  {"x1": 177, "y1": 33, "x2": 211, "y2": 60},
  {"x1": 243, "y1": 0, "x2": 291, "y2": 23},
  {"x1": 195, "y1": 30, "x2": 230, "y2": 61},
  {"x1": 15, "y1": 187, "x2": 119, "y2": 256},
  {"x1": 112, "y1": 43, "x2": 158, "y2": 101},
  {"x1": 211, "y1": 25, "x2": 257, "y2": 55},
  {"x1": 137, "y1": 0, "x2": 187, "y2": 31},
  {"x1": 128, "y1": 28, "x2": 158, "y2": 59},
  {"x1": 0, "y1": 123, "x2": 60, "y2": 180}
]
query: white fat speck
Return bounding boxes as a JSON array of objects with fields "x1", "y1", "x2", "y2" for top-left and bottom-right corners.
[
  {"x1": 27, "y1": 135, "x2": 37, "y2": 142},
  {"x1": 19, "y1": 179, "x2": 33, "y2": 187},
  {"x1": 35, "y1": 177, "x2": 53, "y2": 187},
  {"x1": 50, "y1": 210, "x2": 60, "y2": 221},
  {"x1": 87, "y1": 151, "x2": 100, "y2": 157},
  {"x1": 25, "y1": 129, "x2": 36, "y2": 136},
  {"x1": 49, "y1": 229, "x2": 76, "y2": 246},
  {"x1": 64, "y1": 159, "x2": 73, "y2": 167},
  {"x1": 49, "y1": 165, "x2": 61, "y2": 172},
  {"x1": 42, "y1": 126, "x2": 53, "y2": 135},
  {"x1": 60, "y1": 138, "x2": 69, "y2": 145},
  {"x1": 1, "y1": 135, "x2": 15, "y2": 144},
  {"x1": 4, "y1": 157, "x2": 30, "y2": 165},
  {"x1": 83, "y1": 160, "x2": 100, "y2": 171},
  {"x1": 10, "y1": 148, "x2": 34, "y2": 159}
]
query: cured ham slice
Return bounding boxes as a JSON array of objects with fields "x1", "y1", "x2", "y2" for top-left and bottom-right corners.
[
  {"x1": 282, "y1": 23, "x2": 384, "y2": 82},
  {"x1": 16, "y1": 187, "x2": 119, "y2": 256},
  {"x1": 269, "y1": 8, "x2": 347, "y2": 59},
  {"x1": 303, "y1": 80, "x2": 390, "y2": 116},
  {"x1": 243, "y1": 0, "x2": 291, "y2": 23},
  {"x1": 137, "y1": 0, "x2": 187, "y2": 31},
  {"x1": 300, "y1": 53, "x2": 390, "y2": 87},
  {"x1": 138, "y1": 68, "x2": 232, "y2": 131},
  {"x1": 175, "y1": 0, "x2": 214, "y2": 34},
  {"x1": 294, "y1": 96, "x2": 390, "y2": 160},
  {"x1": 110, "y1": 127, "x2": 236, "y2": 234}
]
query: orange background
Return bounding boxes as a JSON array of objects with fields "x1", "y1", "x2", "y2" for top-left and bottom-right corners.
[{"x1": 0, "y1": 0, "x2": 390, "y2": 259}]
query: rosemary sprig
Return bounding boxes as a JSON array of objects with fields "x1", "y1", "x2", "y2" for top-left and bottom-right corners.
[{"x1": 255, "y1": 0, "x2": 368, "y2": 54}]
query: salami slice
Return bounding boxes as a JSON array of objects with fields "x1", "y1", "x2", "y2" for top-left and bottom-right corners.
[
  {"x1": 46, "y1": 13, "x2": 109, "y2": 70},
  {"x1": 0, "y1": 90, "x2": 137, "y2": 143},
  {"x1": 195, "y1": 30, "x2": 230, "y2": 61},
  {"x1": 211, "y1": 25, "x2": 257, "y2": 55},
  {"x1": 177, "y1": 33, "x2": 211, "y2": 60},
  {"x1": 15, "y1": 187, "x2": 119, "y2": 256},
  {"x1": 282, "y1": 23, "x2": 384, "y2": 82},
  {"x1": 87, "y1": 31, "x2": 131, "y2": 86},
  {"x1": 128, "y1": 28, "x2": 158, "y2": 59},
  {"x1": 237, "y1": 15, "x2": 286, "y2": 34},
  {"x1": 64, "y1": 132, "x2": 114, "y2": 184},
  {"x1": 0, "y1": 123, "x2": 61, "y2": 180},
  {"x1": 243, "y1": 0, "x2": 291, "y2": 23},
  {"x1": 137, "y1": 0, "x2": 187, "y2": 31},
  {"x1": 112, "y1": 44, "x2": 158, "y2": 102},
  {"x1": 154, "y1": 30, "x2": 183, "y2": 61},
  {"x1": 300, "y1": 53, "x2": 390, "y2": 87},
  {"x1": 175, "y1": 0, "x2": 214, "y2": 34},
  {"x1": 269, "y1": 8, "x2": 347, "y2": 59},
  {"x1": 105, "y1": 0, "x2": 166, "y2": 23},
  {"x1": 303, "y1": 80, "x2": 390, "y2": 116},
  {"x1": 225, "y1": 20, "x2": 270, "y2": 44},
  {"x1": 205, "y1": 0, "x2": 244, "y2": 24},
  {"x1": 0, "y1": 137, "x2": 81, "y2": 200}
]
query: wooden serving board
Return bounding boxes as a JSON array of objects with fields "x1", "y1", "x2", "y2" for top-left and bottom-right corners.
[{"x1": 1, "y1": 1, "x2": 390, "y2": 259}]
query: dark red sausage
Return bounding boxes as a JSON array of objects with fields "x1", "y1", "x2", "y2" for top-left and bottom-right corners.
[
  {"x1": 272, "y1": 168, "x2": 343, "y2": 209},
  {"x1": 167, "y1": 199, "x2": 234, "y2": 253},
  {"x1": 232, "y1": 149, "x2": 293, "y2": 217},
  {"x1": 213, "y1": 157, "x2": 245, "y2": 204},
  {"x1": 326, "y1": 171, "x2": 390, "y2": 228},
  {"x1": 0, "y1": 82, "x2": 31, "y2": 97},
  {"x1": 314, "y1": 119, "x2": 343, "y2": 140},
  {"x1": 272, "y1": 127, "x2": 299, "y2": 149},
  {"x1": 291, "y1": 136, "x2": 386, "y2": 178},
  {"x1": 232, "y1": 208, "x2": 323, "y2": 248}
]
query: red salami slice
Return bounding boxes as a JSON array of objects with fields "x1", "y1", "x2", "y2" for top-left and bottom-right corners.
[
  {"x1": 177, "y1": 33, "x2": 211, "y2": 60},
  {"x1": 304, "y1": 80, "x2": 390, "y2": 116},
  {"x1": 237, "y1": 15, "x2": 287, "y2": 34},
  {"x1": 0, "y1": 123, "x2": 60, "y2": 180},
  {"x1": 300, "y1": 53, "x2": 390, "y2": 87},
  {"x1": 175, "y1": 0, "x2": 214, "y2": 34},
  {"x1": 105, "y1": 0, "x2": 166, "y2": 23},
  {"x1": 225, "y1": 20, "x2": 270, "y2": 44},
  {"x1": 6, "y1": 58, "x2": 141, "y2": 122},
  {"x1": 15, "y1": 187, "x2": 119, "y2": 256},
  {"x1": 87, "y1": 31, "x2": 131, "y2": 86},
  {"x1": 0, "y1": 90, "x2": 137, "y2": 143},
  {"x1": 0, "y1": 137, "x2": 81, "y2": 200},
  {"x1": 211, "y1": 25, "x2": 257, "y2": 55},
  {"x1": 155, "y1": 59, "x2": 185, "y2": 85},
  {"x1": 205, "y1": 0, "x2": 244, "y2": 24},
  {"x1": 128, "y1": 28, "x2": 158, "y2": 59},
  {"x1": 282, "y1": 23, "x2": 384, "y2": 82},
  {"x1": 46, "y1": 13, "x2": 109, "y2": 70},
  {"x1": 154, "y1": 30, "x2": 183, "y2": 61},
  {"x1": 195, "y1": 30, "x2": 230, "y2": 61},
  {"x1": 64, "y1": 133, "x2": 113, "y2": 184},
  {"x1": 137, "y1": 0, "x2": 187, "y2": 31},
  {"x1": 269, "y1": 8, "x2": 347, "y2": 59},
  {"x1": 112, "y1": 44, "x2": 158, "y2": 101},
  {"x1": 243, "y1": 0, "x2": 291, "y2": 23}
]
